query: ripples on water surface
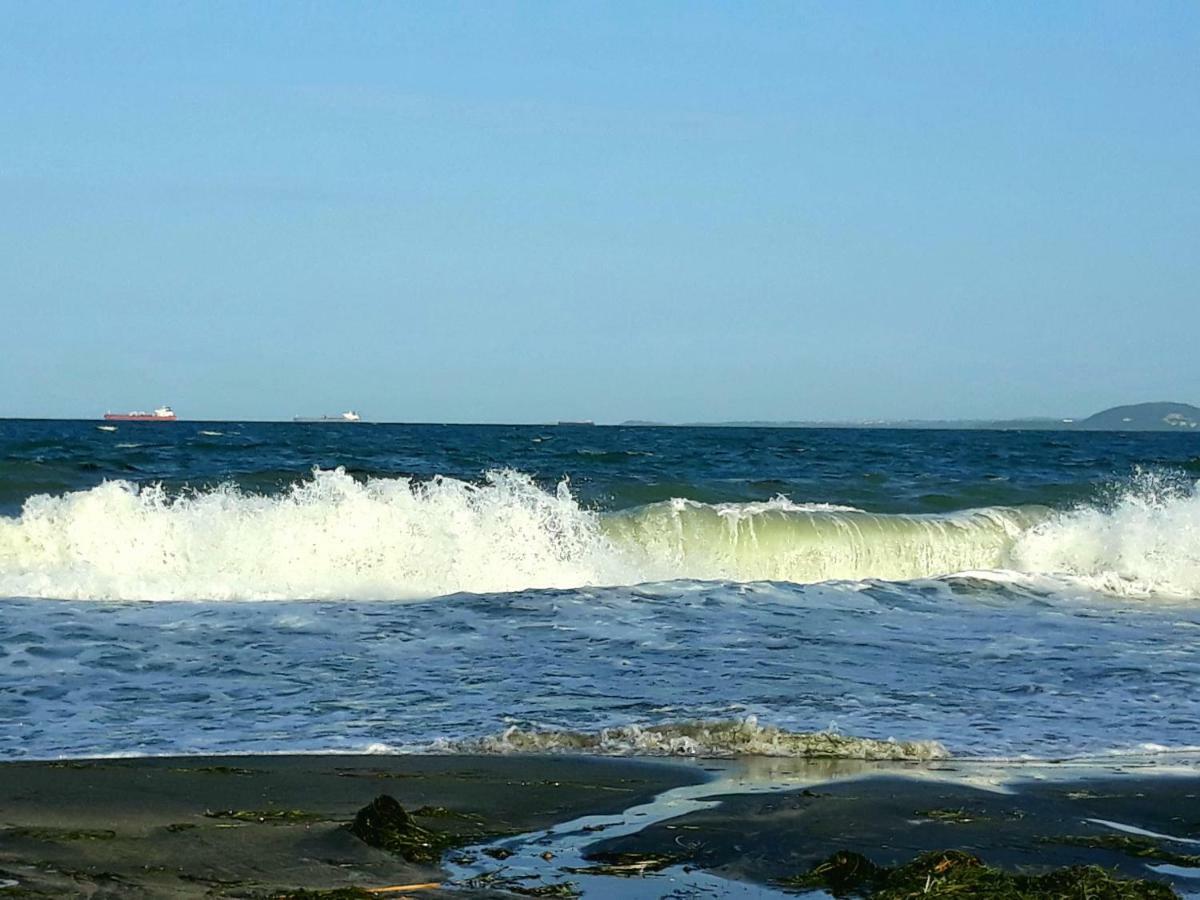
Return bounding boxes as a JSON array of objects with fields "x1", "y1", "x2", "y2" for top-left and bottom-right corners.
[{"x1": 0, "y1": 420, "x2": 1198, "y2": 761}]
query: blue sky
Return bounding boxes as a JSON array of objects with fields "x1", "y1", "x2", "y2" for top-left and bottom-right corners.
[{"x1": 2, "y1": 2, "x2": 1197, "y2": 422}]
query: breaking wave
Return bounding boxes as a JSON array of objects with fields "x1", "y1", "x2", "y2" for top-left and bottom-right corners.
[
  {"x1": 436, "y1": 717, "x2": 950, "y2": 760},
  {"x1": 0, "y1": 469, "x2": 613, "y2": 601},
  {"x1": 1010, "y1": 471, "x2": 1200, "y2": 599},
  {"x1": 0, "y1": 467, "x2": 1196, "y2": 601}
]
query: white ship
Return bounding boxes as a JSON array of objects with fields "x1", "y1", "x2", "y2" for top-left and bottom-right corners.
[
  {"x1": 293, "y1": 410, "x2": 362, "y2": 423},
  {"x1": 104, "y1": 406, "x2": 177, "y2": 422}
]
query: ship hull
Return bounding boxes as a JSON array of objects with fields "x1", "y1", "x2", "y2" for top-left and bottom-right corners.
[{"x1": 103, "y1": 415, "x2": 177, "y2": 422}]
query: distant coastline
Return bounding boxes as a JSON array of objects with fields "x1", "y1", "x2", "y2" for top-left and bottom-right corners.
[
  {"x1": 2, "y1": 402, "x2": 1198, "y2": 431},
  {"x1": 621, "y1": 401, "x2": 1200, "y2": 432}
]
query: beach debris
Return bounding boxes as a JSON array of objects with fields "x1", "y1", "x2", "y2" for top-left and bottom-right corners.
[
  {"x1": 458, "y1": 868, "x2": 580, "y2": 897},
  {"x1": 170, "y1": 764, "x2": 262, "y2": 776},
  {"x1": 779, "y1": 848, "x2": 1180, "y2": 898},
  {"x1": 0, "y1": 826, "x2": 115, "y2": 841},
  {"x1": 333, "y1": 768, "x2": 423, "y2": 780},
  {"x1": 567, "y1": 850, "x2": 680, "y2": 877},
  {"x1": 348, "y1": 795, "x2": 457, "y2": 864},
  {"x1": 204, "y1": 808, "x2": 324, "y2": 823},
  {"x1": 269, "y1": 886, "x2": 441, "y2": 899},
  {"x1": 409, "y1": 804, "x2": 484, "y2": 824},
  {"x1": 1042, "y1": 834, "x2": 1200, "y2": 868},
  {"x1": 502, "y1": 884, "x2": 581, "y2": 898},
  {"x1": 779, "y1": 849, "x2": 880, "y2": 894},
  {"x1": 914, "y1": 807, "x2": 981, "y2": 824}
]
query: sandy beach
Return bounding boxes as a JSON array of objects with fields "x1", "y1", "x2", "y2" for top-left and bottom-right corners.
[
  {"x1": 2, "y1": 755, "x2": 1198, "y2": 898},
  {"x1": 0, "y1": 754, "x2": 700, "y2": 898}
]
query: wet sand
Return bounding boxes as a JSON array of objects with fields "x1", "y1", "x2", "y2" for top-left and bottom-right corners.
[
  {"x1": 0, "y1": 754, "x2": 702, "y2": 898},
  {"x1": 2, "y1": 755, "x2": 1199, "y2": 898},
  {"x1": 587, "y1": 765, "x2": 1200, "y2": 895}
]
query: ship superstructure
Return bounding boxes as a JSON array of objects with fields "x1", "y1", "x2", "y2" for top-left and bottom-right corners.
[{"x1": 104, "y1": 406, "x2": 177, "y2": 422}]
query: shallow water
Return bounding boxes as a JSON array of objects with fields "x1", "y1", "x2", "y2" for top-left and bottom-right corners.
[{"x1": 0, "y1": 421, "x2": 1198, "y2": 761}]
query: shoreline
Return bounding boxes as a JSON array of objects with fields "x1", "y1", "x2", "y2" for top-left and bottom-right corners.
[{"x1": 1, "y1": 755, "x2": 1199, "y2": 898}]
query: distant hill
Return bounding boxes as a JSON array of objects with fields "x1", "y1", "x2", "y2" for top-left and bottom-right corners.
[
  {"x1": 620, "y1": 402, "x2": 1200, "y2": 431},
  {"x1": 1076, "y1": 402, "x2": 1200, "y2": 431}
]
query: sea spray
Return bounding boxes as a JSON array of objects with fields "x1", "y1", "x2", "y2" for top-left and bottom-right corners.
[
  {"x1": 0, "y1": 467, "x2": 1197, "y2": 601},
  {"x1": 0, "y1": 469, "x2": 621, "y2": 601},
  {"x1": 1012, "y1": 472, "x2": 1200, "y2": 599}
]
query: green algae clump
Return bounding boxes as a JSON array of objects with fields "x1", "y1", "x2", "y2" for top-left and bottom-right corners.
[
  {"x1": 1044, "y1": 834, "x2": 1200, "y2": 868},
  {"x1": 347, "y1": 795, "x2": 457, "y2": 864},
  {"x1": 1, "y1": 826, "x2": 116, "y2": 841},
  {"x1": 567, "y1": 850, "x2": 681, "y2": 876},
  {"x1": 780, "y1": 848, "x2": 1178, "y2": 899},
  {"x1": 204, "y1": 808, "x2": 324, "y2": 823}
]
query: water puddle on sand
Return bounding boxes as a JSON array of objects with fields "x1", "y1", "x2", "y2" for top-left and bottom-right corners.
[
  {"x1": 444, "y1": 773, "x2": 797, "y2": 897},
  {"x1": 443, "y1": 757, "x2": 952, "y2": 898},
  {"x1": 443, "y1": 754, "x2": 1200, "y2": 898}
]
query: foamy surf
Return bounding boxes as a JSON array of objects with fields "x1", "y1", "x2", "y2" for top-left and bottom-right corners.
[
  {"x1": 0, "y1": 467, "x2": 1196, "y2": 601},
  {"x1": 1011, "y1": 471, "x2": 1200, "y2": 599},
  {"x1": 0, "y1": 469, "x2": 614, "y2": 601},
  {"x1": 435, "y1": 717, "x2": 950, "y2": 761}
]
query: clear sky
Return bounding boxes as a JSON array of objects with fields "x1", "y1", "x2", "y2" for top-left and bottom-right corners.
[{"x1": 2, "y1": 2, "x2": 1197, "y2": 423}]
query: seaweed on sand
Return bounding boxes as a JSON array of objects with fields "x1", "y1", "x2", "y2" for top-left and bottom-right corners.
[
  {"x1": 268, "y1": 887, "x2": 440, "y2": 899},
  {"x1": 458, "y1": 867, "x2": 580, "y2": 897},
  {"x1": 347, "y1": 795, "x2": 463, "y2": 864},
  {"x1": 779, "y1": 848, "x2": 1179, "y2": 898},
  {"x1": 0, "y1": 827, "x2": 116, "y2": 841},
  {"x1": 1041, "y1": 834, "x2": 1200, "y2": 868},
  {"x1": 566, "y1": 850, "x2": 681, "y2": 876},
  {"x1": 914, "y1": 807, "x2": 981, "y2": 824},
  {"x1": 204, "y1": 808, "x2": 325, "y2": 823},
  {"x1": 170, "y1": 764, "x2": 262, "y2": 776}
]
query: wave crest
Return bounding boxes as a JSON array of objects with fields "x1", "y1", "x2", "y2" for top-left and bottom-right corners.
[
  {"x1": 0, "y1": 468, "x2": 1197, "y2": 601},
  {"x1": 0, "y1": 468, "x2": 618, "y2": 601},
  {"x1": 1012, "y1": 472, "x2": 1200, "y2": 598},
  {"x1": 606, "y1": 497, "x2": 1036, "y2": 584},
  {"x1": 438, "y1": 718, "x2": 950, "y2": 760}
]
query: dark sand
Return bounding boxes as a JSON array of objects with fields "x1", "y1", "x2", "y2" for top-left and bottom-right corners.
[
  {"x1": 3, "y1": 756, "x2": 1200, "y2": 898},
  {"x1": 588, "y1": 769, "x2": 1200, "y2": 894},
  {"x1": 0, "y1": 754, "x2": 702, "y2": 898}
]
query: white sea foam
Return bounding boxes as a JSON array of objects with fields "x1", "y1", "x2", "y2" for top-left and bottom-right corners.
[
  {"x1": 1011, "y1": 472, "x2": 1200, "y2": 599},
  {"x1": 0, "y1": 469, "x2": 620, "y2": 601},
  {"x1": 436, "y1": 717, "x2": 949, "y2": 760},
  {"x1": 0, "y1": 468, "x2": 1196, "y2": 601}
]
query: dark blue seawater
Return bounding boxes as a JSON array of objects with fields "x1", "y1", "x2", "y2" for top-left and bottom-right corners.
[
  {"x1": 1, "y1": 420, "x2": 1198, "y2": 761},
  {"x1": 3, "y1": 419, "x2": 1198, "y2": 516}
]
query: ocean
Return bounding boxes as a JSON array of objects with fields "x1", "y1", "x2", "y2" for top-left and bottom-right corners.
[{"x1": 1, "y1": 420, "x2": 1198, "y2": 763}]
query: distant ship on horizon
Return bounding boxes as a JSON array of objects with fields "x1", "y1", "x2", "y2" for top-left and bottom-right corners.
[
  {"x1": 293, "y1": 410, "x2": 362, "y2": 423},
  {"x1": 103, "y1": 406, "x2": 177, "y2": 422}
]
